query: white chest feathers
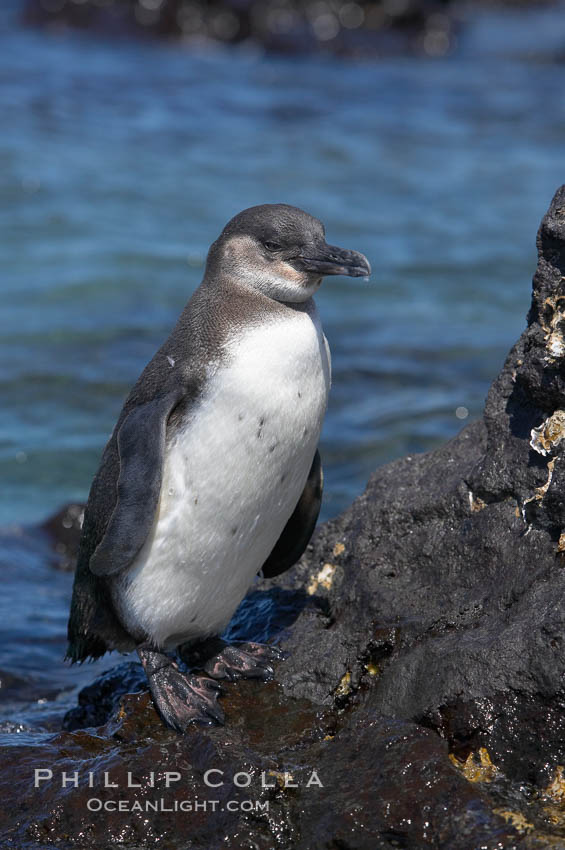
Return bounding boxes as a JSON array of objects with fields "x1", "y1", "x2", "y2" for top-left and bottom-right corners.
[{"x1": 112, "y1": 303, "x2": 331, "y2": 649}]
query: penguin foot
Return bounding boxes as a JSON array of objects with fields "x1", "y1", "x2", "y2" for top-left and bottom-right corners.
[
  {"x1": 201, "y1": 641, "x2": 285, "y2": 682},
  {"x1": 137, "y1": 644, "x2": 224, "y2": 732}
]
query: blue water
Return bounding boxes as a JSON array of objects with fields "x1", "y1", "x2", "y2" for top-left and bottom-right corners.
[
  {"x1": 3, "y1": 4, "x2": 565, "y2": 529},
  {"x1": 1, "y1": 2, "x2": 565, "y2": 731}
]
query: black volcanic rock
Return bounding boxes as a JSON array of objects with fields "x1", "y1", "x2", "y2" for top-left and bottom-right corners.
[
  {"x1": 22, "y1": 0, "x2": 456, "y2": 58},
  {"x1": 62, "y1": 661, "x2": 148, "y2": 731},
  {"x1": 0, "y1": 686, "x2": 521, "y2": 850},
  {"x1": 5, "y1": 188, "x2": 565, "y2": 847},
  {"x1": 269, "y1": 187, "x2": 565, "y2": 792}
]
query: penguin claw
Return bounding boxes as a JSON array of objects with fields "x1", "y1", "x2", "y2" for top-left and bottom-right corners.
[
  {"x1": 237, "y1": 641, "x2": 286, "y2": 662},
  {"x1": 202, "y1": 642, "x2": 285, "y2": 682}
]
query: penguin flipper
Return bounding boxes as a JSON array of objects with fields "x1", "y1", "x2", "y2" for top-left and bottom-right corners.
[
  {"x1": 260, "y1": 449, "x2": 323, "y2": 579},
  {"x1": 89, "y1": 388, "x2": 183, "y2": 577}
]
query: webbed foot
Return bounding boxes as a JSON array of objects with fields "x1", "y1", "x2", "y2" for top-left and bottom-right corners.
[
  {"x1": 137, "y1": 644, "x2": 224, "y2": 732},
  {"x1": 201, "y1": 641, "x2": 285, "y2": 682}
]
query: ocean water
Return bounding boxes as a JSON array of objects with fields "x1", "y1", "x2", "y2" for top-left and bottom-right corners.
[
  {"x1": 1, "y1": 2, "x2": 565, "y2": 727},
  {"x1": 3, "y1": 3, "x2": 565, "y2": 529}
]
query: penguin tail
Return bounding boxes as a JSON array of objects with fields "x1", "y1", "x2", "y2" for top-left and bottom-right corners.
[{"x1": 65, "y1": 633, "x2": 108, "y2": 664}]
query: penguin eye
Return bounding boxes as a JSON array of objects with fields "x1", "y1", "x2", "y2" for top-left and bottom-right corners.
[{"x1": 263, "y1": 240, "x2": 282, "y2": 253}]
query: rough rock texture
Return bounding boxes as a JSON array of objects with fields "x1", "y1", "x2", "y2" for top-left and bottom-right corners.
[{"x1": 4, "y1": 188, "x2": 565, "y2": 848}]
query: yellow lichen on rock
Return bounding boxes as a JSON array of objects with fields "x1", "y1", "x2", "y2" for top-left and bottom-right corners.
[
  {"x1": 449, "y1": 748, "x2": 499, "y2": 783},
  {"x1": 493, "y1": 809, "x2": 534, "y2": 834},
  {"x1": 540, "y1": 767, "x2": 565, "y2": 829},
  {"x1": 534, "y1": 458, "x2": 556, "y2": 500},
  {"x1": 521, "y1": 456, "x2": 557, "y2": 528},
  {"x1": 335, "y1": 671, "x2": 352, "y2": 698},
  {"x1": 307, "y1": 563, "x2": 336, "y2": 595},
  {"x1": 266, "y1": 770, "x2": 294, "y2": 789},
  {"x1": 468, "y1": 491, "x2": 487, "y2": 513},
  {"x1": 365, "y1": 662, "x2": 379, "y2": 677},
  {"x1": 543, "y1": 766, "x2": 565, "y2": 803},
  {"x1": 332, "y1": 542, "x2": 345, "y2": 558}
]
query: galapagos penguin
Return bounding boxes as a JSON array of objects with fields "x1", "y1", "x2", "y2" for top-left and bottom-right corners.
[{"x1": 67, "y1": 203, "x2": 371, "y2": 731}]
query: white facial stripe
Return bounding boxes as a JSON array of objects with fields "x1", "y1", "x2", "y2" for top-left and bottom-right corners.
[
  {"x1": 222, "y1": 235, "x2": 318, "y2": 303},
  {"x1": 272, "y1": 258, "x2": 305, "y2": 283}
]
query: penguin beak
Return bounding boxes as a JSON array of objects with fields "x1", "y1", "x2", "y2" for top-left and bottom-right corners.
[{"x1": 294, "y1": 243, "x2": 371, "y2": 278}]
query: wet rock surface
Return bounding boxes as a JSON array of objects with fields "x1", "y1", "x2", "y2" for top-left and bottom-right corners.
[
  {"x1": 62, "y1": 661, "x2": 148, "y2": 731},
  {"x1": 4, "y1": 189, "x2": 565, "y2": 847}
]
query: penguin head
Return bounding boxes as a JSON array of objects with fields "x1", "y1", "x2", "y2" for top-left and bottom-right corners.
[{"x1": 206, "y1": 203, "x2": 371, "y2": 303}]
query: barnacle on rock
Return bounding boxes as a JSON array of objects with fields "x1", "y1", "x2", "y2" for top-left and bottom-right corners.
[
  {"x1": 468, "y1": 491, "x2": 487, "y2": 513},
  {"x1": 540, "y1": 293, "x2": 565, "y2": 362},
  {"x1": 530, "y1": 411, "x2": 565, "y2": 456}
]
